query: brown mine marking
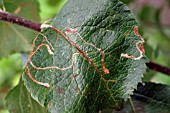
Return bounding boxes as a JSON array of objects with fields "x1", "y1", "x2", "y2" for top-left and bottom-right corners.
[
  {"x1": 57, "y1": 87, "x2": 63, "y2": 94},
  {"x1": 101, "y1": 57, "x2": 109, "y2": 74},
  {"x1": 65, "y1": 28, "x2": 110, "y2": 74},
  {"x1": 14, "y1": 6, "x2": 21, "y2": 14},
  {"x1": 72, "y1": 73, "x2": 76, "y2": 79},
  {"x1": 75, "y1": 88, "x2": 80, "y2": 93},
  {"x1": 134, "y1": 26, "x2": 140, "y2": 37},
  {"x1": 133, "y1": 26, "x2": 145, "y2": 54},
  {"x1": 48, "y1": 103, "x2": 51, "y2": 109},
  {"x1": 26, "y1": 32, "x2": 79, "y2": 86},
  {"x1": 121, "y1": 26, "x2": 145, "y2": 60},
  {"x1": 139, "y1": 44, "x2": 145, "y2": 54},
  {"x1": 103, "y1": 67, "x2": 109, "y2": 74},
  {"x1": 107, "y1": 80, "x2": 117, "y2": 83},
  {"x1": 38, "y1": 25, "x2": 117, "y2": 95},
  {"x1": 85, "y1": 68, "x2": 89, "y2": 70},
  {"x1": 25, "y1": 66, "x2": 50, "y2": 88}
]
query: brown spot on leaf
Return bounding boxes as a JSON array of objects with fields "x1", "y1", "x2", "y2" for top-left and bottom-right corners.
[
  {"x1": 72, "y1": 73, "x2": 76, "y2": 79},
  {"x1": 139, "y1": 44, "x2": 145, "y2": 54},
  {"x1": 103, "y1": 67, "x2": 109, "y2": 74},
  {"x1": 57, "y1": 87, "x2": 63, "y2": 94},
  {"x1": 48, "y1": 103, "x2": 51, "y2": 109},
  {"x1": 75, "y1": 88, "x2": 80, "y2": 93}
]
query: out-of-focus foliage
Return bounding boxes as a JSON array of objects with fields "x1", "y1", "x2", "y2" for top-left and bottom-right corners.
[
  {"x1": 0, "y1": 54, "x2": 22, "y2": 86},
  {"x1": 37, "y1": 0, "x2": 67, "y2": 21},
  {"x1": 0, "y1": 53, "x2": 22, "y2": 113}
]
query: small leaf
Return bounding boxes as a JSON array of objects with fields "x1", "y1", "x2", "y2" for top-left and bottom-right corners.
[
  {"x1": 0, "y1": 0, "x2": 40, "y2": 58},
  {"x1": 5, "y1": 78, "x2": 47, "y2": 113},
  {"x1": 23, "y1": 0, "x2": 147, "y2": 112}
]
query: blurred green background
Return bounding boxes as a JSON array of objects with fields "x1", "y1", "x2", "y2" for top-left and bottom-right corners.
[{"x1": 0, "y1": 0, "x2": 170, "y2": 112}]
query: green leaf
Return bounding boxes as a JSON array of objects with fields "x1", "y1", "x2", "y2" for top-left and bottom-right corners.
[
  {"x1": 37, "y1": 0, "x2": 67, "y2": 21},
  {"x1": 5, "y1": 78, "x2": 47, "y2": 113},
  {"x1": 114, "y1": 82, "x2": 170, "y2": 113},
  {"x1": 0, "y1": 53, "x2": 22, "y2": 112},
  {"x1": 167, "y1": 0, "x2": 170, "y2": 6},
  {"x1": 23, "y1": 0, "x2": 147, "y2": 112},
  {"x1": 0, "y1": 53, "x2": 22, "y2": 86},
  {"x1": 0, "y1": 0, "x2": 40, "y2": 58},
  {"x1": 138, "y1": 6, "x2": 157, "y2": 23}
]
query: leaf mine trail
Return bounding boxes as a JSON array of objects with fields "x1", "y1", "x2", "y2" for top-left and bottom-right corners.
[
  {"x1": 121, "y1": 26, "x2": 145, "y2": 60},
  {"x1": 65, "y1": 28, "x2": 109, "y2": 74},
  {"x1": 26, "y1": 33, "x2": 79, "y2": 87},
  {"x1": 26, "y1": 24, "x2": 116, "y2": 96}
]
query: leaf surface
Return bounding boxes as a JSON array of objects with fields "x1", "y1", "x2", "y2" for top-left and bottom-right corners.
[
  {"x1": 5, "y1": 79, "x2": 47, "y2": 113},
  {"x1": 23, "y1": 0, "x2": 147, "y2": 112},
  {"x1": 0, "y1": 0, "x2": 40, "y2": 58},
  {"x1": 113, "y1": 82, "x2": 170, "y2": 113}
]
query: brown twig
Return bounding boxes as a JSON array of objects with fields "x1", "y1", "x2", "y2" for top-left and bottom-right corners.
[
  {"x1": 146, "y1": 61, "x2": 170, "y2": 76},
  {"x1": 0, "y1": 10, "x2": 170, "y2": 76},
  {"x1": 0, "y1": 9, "x2": 41, "y2": 32}
]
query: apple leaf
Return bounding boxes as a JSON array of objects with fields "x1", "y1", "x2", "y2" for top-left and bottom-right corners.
[{"x1": 22, "y1": 0, "x2": 147, "y2": 112}]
